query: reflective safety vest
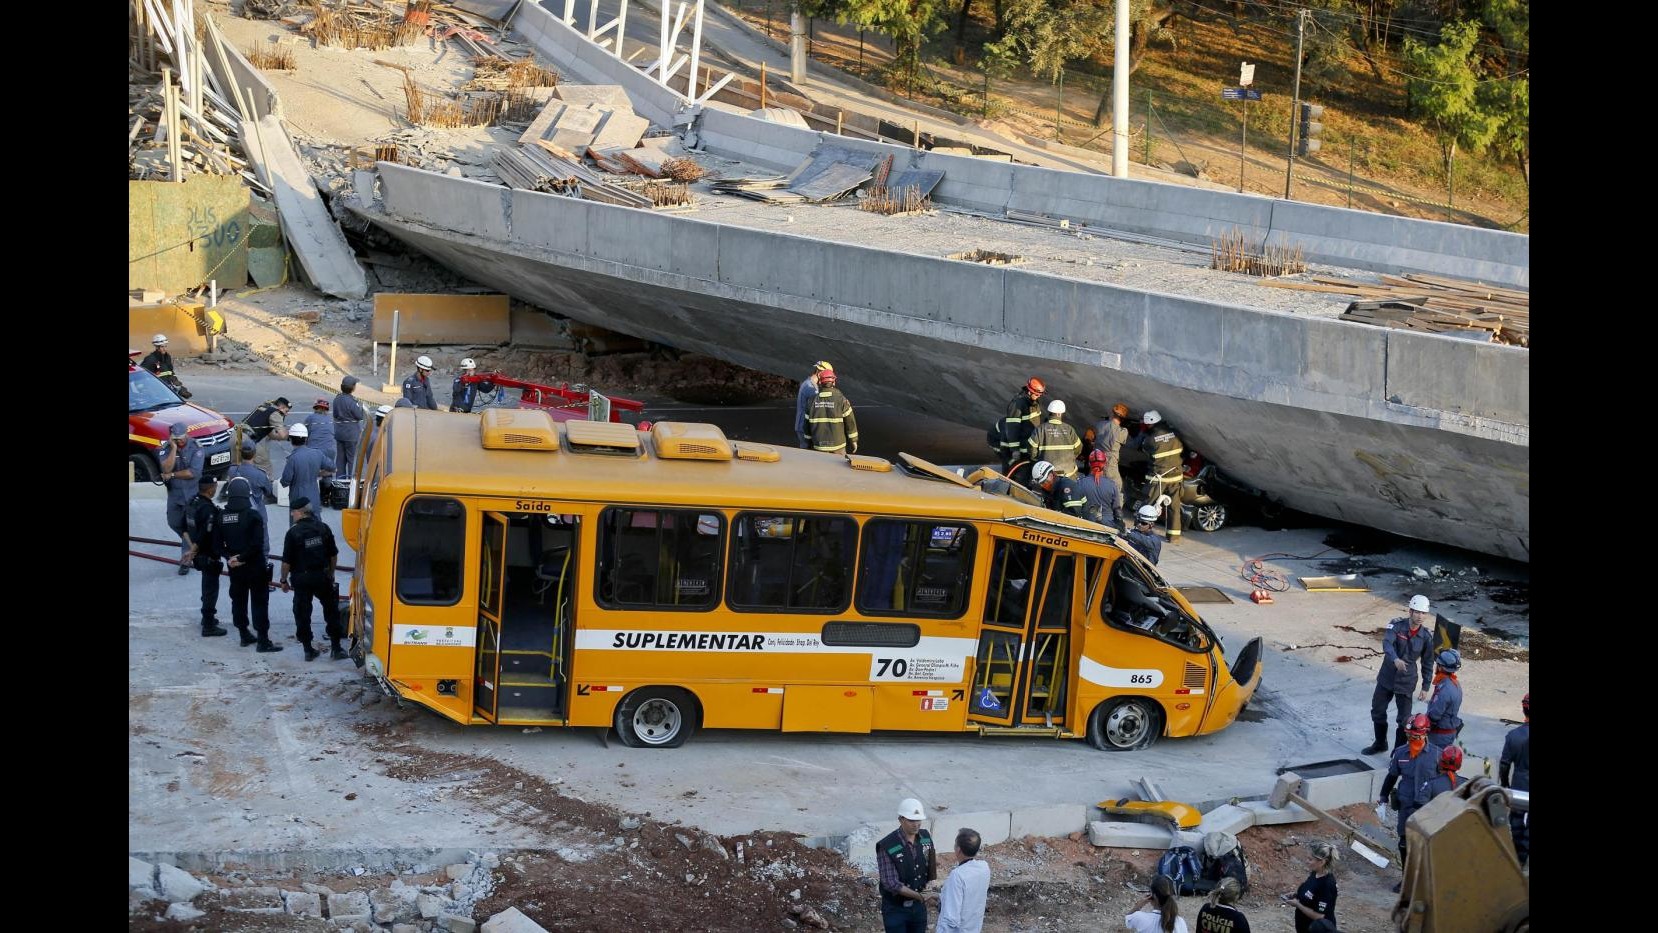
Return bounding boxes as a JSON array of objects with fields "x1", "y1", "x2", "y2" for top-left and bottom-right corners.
[
  {"x1": 998, "y1": 390, "x2": 1042, "y2": 454},
  {"x1": 1145, "y1": 426, "x2": 1184, "y2": 482},
  {"x1": 1030, "y1": 419, "x2": 1081, "y2": 474},
  {"x1": 806, "y1": 387, "x2": 859, "y2": 454},
  {"x1": 1048, "y1": 474, "x2": 1086, "y2": 516}
]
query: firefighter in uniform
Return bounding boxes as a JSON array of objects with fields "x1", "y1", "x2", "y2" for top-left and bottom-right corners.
[
  {"x1": 1031, "y1": 461, "x2": 1085, "y2": 517},
  {"x1": 1499, "y1": 693, "x2": 1529, "y2": 866},
  {"x1": 402, "y1": 355, "x2": 438, "y2": 410},
  {"x1": 332, "y1": 376, "x2": 366, "y2": 480},
  {"x1": 1091, "y1": 403, "x2": 1131, "y2": 512},
  {"x1": 1028, "y1": 400, "x2": 1081, "y2": 476},
  {"x1": 280, "y1": 423, "x2": 334, "y2": 525},
  {"x1": 796, "y1": 361, "x2": 833, "y2": 448},
  {"x1": 227, "y1": 437, "x2": 275, "y2": 526},
  {"x1": 1135, "y1": 410, "x2": 1186, "y2": 541},
  {"x1": 280, "y1": 496, "x2": 346, "y2": 661},
  {"x1": 451, "y1": 358, "x2": 480, "y2": 413},
  {"x1": 1077, "y1": 449, "x2": 1123, "y2": 530},
  {"x1": 240, "y1": 397, "x2": 292, "y2": 480},
  {"x1": 1378, "y1": 714, "x2": 1436, "y2": 878},
  {"x1": 994, "y1": 378, "x2": 1045, "y2": 474},
  {"x1": 806, "y1": 369, "x2": 859, "y2": 455},
  {"x1": 1425, "y1": 649, "x2": 1464, "y2": 748},
  {"x1": 216, "y1": 476, "x2": 281, "y2": 652},
  {"x1": 1123, "y1": 505, "x2": 1163, "y2": 565},
  {"x1": 875, "y1": 798, "x2": 937, "y2": 933},
  {"x1": 1418, "y1": 745, "x2": 1464, "y2": 803},
  {"x1": 181, "y1": 475, "x2": 228, "y2": 637},
  {"x1": 1362, "y1": 594, "x2": 1437, "y2": 755},
  {"x1": 141, "y1": 333, "x2": 191, "y2": 397}
]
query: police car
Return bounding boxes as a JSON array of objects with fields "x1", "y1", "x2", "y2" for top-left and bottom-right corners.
[{"x1": 128, "y1": 357, "x2": 235, "y2": 482}]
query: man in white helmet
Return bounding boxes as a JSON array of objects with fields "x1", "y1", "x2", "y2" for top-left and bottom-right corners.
[
  {"x1": 1031, "y1": 460, "x2": 1085, "y2": 517},
  {"x1": 1027, "y1": 399, "x2": 1081, "y2": 476},
  {"x1": 141, "y1": 333, "x2": 192, "y2": 398},
  {"x1": 402, "y1": 355, "x2": 438, "y2": 410},
  {"x1": 1362, "y1": 594, "x2": 1437, "y2": 755},
  {"x1": 450, "y1": 358, "x2": 480, "y2": 413},
  {"x1": 279, "y1": 422, "x2": 334, "y2": 526},
  {"x1": 876, "y1": 797, "x2": 937, "y2": 933},
  {"x1": 1133, "y1": 410, "x2": 1186, "y2": 542},
  {"x1": 1122, "y1": 504, "x2": 1164, "y2": 565}
]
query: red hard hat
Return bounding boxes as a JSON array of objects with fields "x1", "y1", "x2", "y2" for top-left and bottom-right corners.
[
  {"x1": 1088, "y1": 449, "x2": 1107, "y2": 465},
  {"x1": 818, "y1": 370, "x2": 837, "y2": 386},
  {"x1": 1406, "y1": 714, "x2": 1430, "y2": 736},
  {"x1": 1439, "y1": 745, "x2": 1463, "y2": 772},
  {"x1": 1025, "y1": 377, "x2": 1046, "y2": 395},
  {"x1": 314, "y1": 397, "x2": 330, "y2": 410}
]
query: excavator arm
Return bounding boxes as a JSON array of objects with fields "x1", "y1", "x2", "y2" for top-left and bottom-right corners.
[{"x1": 1394, "y1": 776, "x2": 1528, "y2": 932}]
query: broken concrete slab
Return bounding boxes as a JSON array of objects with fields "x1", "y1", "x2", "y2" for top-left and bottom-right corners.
[
  {"x1": 931, "y1": 810, "x2": 1011, "y2": 849},
  {"x1": 1239, "y1": 799, "x2": 1318, "y2": 826},
  {"x1": 418, "y1": 892, "x2": 451, "y2": 919},
  {"x1": 1197, "y1": 804, "x2": 1255, "y2": 838},
  {"x1": 445, "y1": 864, "x2": 472, "y2": 882},
  {"x1": 1296, "y1": 767, "x2": 1379, "y2": 810},
  {"x1": 590, "y1": 110, "x2": 650, "y2": 153},
  {"x1": 1009, "y1": 804, "x2": 1088, "y2": 839},
  {"x1": 156, "y1": 863, "x2": 211, "y2": 902},
  {"x1": 240, "y1": 114, "x2": 367, "y2": 299},
  {"x1": 165, "y1": 902, "x2": 206, "y2": 921},
  {"x1": 481, "y1": 907, "x2": 550, "y2": 933},
  {"x1": 129, "y1": 857, "x2": 157, "y2": 896},
  {"x1": 1087, "y1": 821, "x2": 1175, "y2": 849},
  {"x1": 282, "y1": 890, "x2": 323, "y2": 917},
  {"x1": 443, "y1": 916, "x2": 479, "y2": 933},
  {"x1": 552, "y1": 84, "x2": 634, "y2": 109},
  {"x1": 327, "y1": 890, "x2": 372, "y2": 920}
]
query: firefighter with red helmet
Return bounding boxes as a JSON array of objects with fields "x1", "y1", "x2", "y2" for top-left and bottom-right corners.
[
  {"x1": 1076, "y1": 449, "x2": 1123, "y2": 530},
  {"x1": 1379, "y1": 713, "x2": 1437, "y2": 876},
  {"x1": 1418, "y1": 745, "x2": 1465, "y2": 803}
]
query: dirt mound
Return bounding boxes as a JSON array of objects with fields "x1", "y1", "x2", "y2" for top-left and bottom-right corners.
[{"x1": 474, "y1": 347, "x2": 795, "y2": 406}]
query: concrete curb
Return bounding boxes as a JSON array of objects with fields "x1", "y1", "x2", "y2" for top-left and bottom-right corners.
[{"x1": 130, "y1": 848, "x2": 481, "y2": 874}]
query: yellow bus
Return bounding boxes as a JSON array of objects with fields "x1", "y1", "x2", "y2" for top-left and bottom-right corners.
[{"x1": 342, "y1": 409, "x2": 1263, "y2": 750}]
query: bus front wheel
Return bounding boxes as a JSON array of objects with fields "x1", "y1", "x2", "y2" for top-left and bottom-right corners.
[
  {"x1": 1087, "y1": 697, "x2": 1163, "y2": 751},
  {"x1": 615, "y1": 687, "x2": 698, "y2": 748}
]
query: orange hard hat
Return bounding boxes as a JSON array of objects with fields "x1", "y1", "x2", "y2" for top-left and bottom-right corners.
[
  {"x1": 1112, "y1": 403, "x2": 1129, "y2": 419},
  {"x1": 1026, "y1": 377, "x2": 1046, "y2": 396}
]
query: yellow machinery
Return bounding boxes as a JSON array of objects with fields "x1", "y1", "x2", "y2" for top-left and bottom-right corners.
[{"x1": 1394, "y1": 776, "x2": 1528, "y2": 932}]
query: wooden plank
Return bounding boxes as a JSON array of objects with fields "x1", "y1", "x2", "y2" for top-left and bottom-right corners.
[{"x1": 1401, "y1": 272, "x2": 1529, "y2": 300}]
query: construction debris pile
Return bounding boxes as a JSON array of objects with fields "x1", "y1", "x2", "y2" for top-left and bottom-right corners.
[
  {"x1": 1265, "y1": 273, "x2": 1530, "y2": 346},
  {"x1": 128, "y1": 3, "x2": 261, "y2": 188},
  {"x1": 1210, "y1": 228, "x2": 1308, "y2": 277}
]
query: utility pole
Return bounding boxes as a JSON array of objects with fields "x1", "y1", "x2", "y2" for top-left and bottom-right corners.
[
  {"x1": 789, "y1": 2, "x2": 806, "y2": 82},
  {"x1": 1283, "y1": 8, "x2": 1307, "y2": 200},
  {"x1": 1112, "y1": 0, "x2": 1130, "y2": 177}
]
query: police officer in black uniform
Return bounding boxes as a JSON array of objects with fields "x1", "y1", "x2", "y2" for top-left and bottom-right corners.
[
  {"x1": 216, "y1": 476, "x2": 282, "y2": 652},
  {"x1": 181, "y1": 476, "x2": 228, "y2": 637},
  {"x1": 875, "y1": 798, "x2": 937, "y2": 933},
  {"x1": 280, "y1": 497, "x2": 345, "y2": 661},
  {"x1": 240, "y1": 396, "x2": 292, "y2": 483}
]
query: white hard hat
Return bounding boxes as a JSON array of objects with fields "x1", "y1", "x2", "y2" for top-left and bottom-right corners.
[
  {"x1": 289, "y1": 423, "x2": 309, "y2": 438},
  {"x1": 1409, "y1": 595, "x2": 1431, "y2": 613},
  {"x1": 897, "y1": 798, "x2": 926, "y2": 821},
  {"x1": 1142, "y1": 410, "x2": 1162, "y2": 426},
  {"x1": 376, "y1": 404, "x2": 393, "y2": 416},
  {"x1": 1031, "y1": 461, "x2": 1055, "y2": 484},
  {"x1": 1137, "y1": 504, "x2": 1160, "y2": 523},
  {"x1": 460, "y1": 358, "x2": 476, "y2": 370},
  {"x1": 152, "y1": 333, "x2": 169, "y2": 346},
  {"x1": 416, "y1": 355, "x2": 434, "y2": 371},
  {"x1": 1046, "y1": 399, "x2": 1066, "y2": 415}
]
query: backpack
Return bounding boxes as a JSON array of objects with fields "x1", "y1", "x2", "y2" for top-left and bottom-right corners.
[{"x1": 1154, "y1": 845, "x2": 1204, "y2": 896}]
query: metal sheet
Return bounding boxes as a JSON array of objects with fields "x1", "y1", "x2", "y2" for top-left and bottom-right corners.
[
  {"x1": 788, "y1": 163, "x2": 872, "y2": 202},
  {"x1": 884, "y1": 169, "x2": 944, "y2": 199}
]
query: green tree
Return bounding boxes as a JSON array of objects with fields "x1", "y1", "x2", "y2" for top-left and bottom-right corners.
[
  {"x1": 1478, "y1": 74, "x2": 1527, "y2": 184},
  {"x1": 835, "y1": 0, "x2": 948, "y2": 86},
  {"x1": 1402, "y1": 20, "x2": 1498, "y2": 204}
]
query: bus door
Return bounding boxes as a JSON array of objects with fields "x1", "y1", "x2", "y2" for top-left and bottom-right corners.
[
  {"x1": 968, "y1": 537, "x2": 1076, "y2": 728},
  {"x1": 475, "y1": 513, "x2": 507, "y2": 722},
  {"x1": 490, "y1": 511, "x2": 578, "y2": 725}
]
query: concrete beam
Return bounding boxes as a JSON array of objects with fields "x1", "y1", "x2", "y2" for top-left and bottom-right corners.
[
  {"x1": 930, "y1": 811, "x2": 1011, "y2": 850},
  {"x1": 1009, "y1": 804, "x2": 1089, "y2": 839}
]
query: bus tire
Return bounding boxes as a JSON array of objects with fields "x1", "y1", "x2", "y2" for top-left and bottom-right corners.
[
  {"x1": 1087, "y1": 697, "x2": 1163, "y2": 751},
  {"x1": 614, "y1": 687, "x2": 698, "y2": 749}
]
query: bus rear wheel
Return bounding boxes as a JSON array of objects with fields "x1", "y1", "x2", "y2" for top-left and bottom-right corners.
[
  {"x1": 615, "y1": 687, "x2": 698, "y2": 748},
  {"x1": 1087, "y1": 697, "x2": 1163, "y2": 751}
]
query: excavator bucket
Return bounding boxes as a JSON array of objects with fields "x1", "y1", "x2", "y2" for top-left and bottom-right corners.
[{"x1": 1394, "y1": 777, "x2": 1528, "y2": 932}]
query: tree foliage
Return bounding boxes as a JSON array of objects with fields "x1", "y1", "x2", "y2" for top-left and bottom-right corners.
[{"x1": 834, "y1": 0, "x2": 949, "y2": 75}]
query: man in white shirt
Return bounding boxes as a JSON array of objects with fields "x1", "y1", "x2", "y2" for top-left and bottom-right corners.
[{"x1": 936, "y1": 828, "x2": 991, "y2": 933}]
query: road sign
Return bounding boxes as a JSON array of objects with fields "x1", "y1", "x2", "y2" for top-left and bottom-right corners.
[
  {"x1": 1221, "y1": 87, "x2": 1263, "y2": 101},
  {"x1": 1240, "y1": 62, "x2": 1255, "y2": 87}
]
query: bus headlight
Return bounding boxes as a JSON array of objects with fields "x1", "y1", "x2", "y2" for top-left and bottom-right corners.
[{"x1": 366, "y1": 654, "x2": 385, "y2": 678}]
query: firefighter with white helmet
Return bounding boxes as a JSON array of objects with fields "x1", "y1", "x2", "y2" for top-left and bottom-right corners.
[
  {"x1": 280, "y1": 421, "x2": 334, "y2": 526},
  {"x1": 1132, "y1": 409, "x2": 1186, "y2": 541},
  {"x1": 1028, "y1": 398, "x2": 1081, "y2": 476},
  {"x1": 1362, "y1": 594, "x2": 1437, "y2": 755},
  {"x1": 1030, "y1": 460, "x2": 1085, "y2": 517},
  {"x1": 141, "y1": 332, "x2": 191, "y2": 398},
  {"x1": 1123, "y1": 503, "x2": 1164, "y2": 565},
  {"x1": 451, "y1": 358, "x2": 480, "y2": 413},
  {"x1": 402, "y1": 354, "x2": 438, "y2": 410}
]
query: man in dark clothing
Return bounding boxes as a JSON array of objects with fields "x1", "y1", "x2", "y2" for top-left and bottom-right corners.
[
  {"x1": 1134, "y1": 410, "x2": 1185, "y2": 541},
  {"x1": 1418, "y1": 744, "x2": 1464, "y2": 803},
  {"x1": 1362, "y1": 594, "x2": 1437, "y2": 754},
  {"x1": 995, "y1": 378, "x2": 1045, "y2": 473},
  {"x1": 1123, "y1": 505, "x2": 1164, "y2": 566},
  {"x1": 181, "y1": 476, "x2": 228, "y2": 637},
  {"x1": 216, "y1": 476, "x2": 282, "y2": 652},
  {"x1": 240, "y1": 396, "x2": 291, "y2": 480},
  {"x1": 806, "y1": 369, "x2": 859, "y2": 455},
  {"x1": 1378, "y1": 714, "x2": 1436, "y2": 873},
  {"x1": 141, "y1": 333, "x2": 190, "y2": 397},
  {"x1": 1499, "y1": 693, "x2": 1529, "y2": 866},
  {"x1": 161, "y1": 421, "x2": 203, "y2": 574},
  {"x1": 1031, "y1": 461, "x2": 1085, "y2": 517},
  {"x1": 1425, "y1": 649, "x2": 1464, "y2": 749},
  {"x1": 280, "y1": 497, "x2": 345, "y2": 661},
  {"x1": 1077, "y1": 449, "x2": 1123, "y2": 530},
  {"x1": 402, "y1": 355, "x2": 438, "y2": 409},
  {"x1": 796, "y1": 361, "x2": 833, "y2": 448},
  {"x1": 876, "y1": 798, "x2": 937, "y2": 933},
  {"x1": 451, "y1": 358, "x2": 480, "y2": 413},
  {"x1": 332, "y1": 376, "x2": 366, "y2": 479}
]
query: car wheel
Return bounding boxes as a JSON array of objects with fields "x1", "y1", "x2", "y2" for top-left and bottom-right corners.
[
  {"x1": 1087, "y1": 697, "x2": 1163, "y2": 751},
  {"x1": 129, "y1": 452, "x2": 160, "y2": 483},
  {"x1": 614, "y1": 687, "x2": 698, "y2": 749},
  {"x1": 1194, "y1": 503, "x2": 1227, "y2": 532}
]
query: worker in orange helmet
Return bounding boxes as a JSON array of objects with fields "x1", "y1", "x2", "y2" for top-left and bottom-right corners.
[
  {"x1": 992, "y1": 377, "x2": 1045, "y2": 474},
  {"x1": 1091, "y1": 403, "x2": 1132, "y2": 513}
]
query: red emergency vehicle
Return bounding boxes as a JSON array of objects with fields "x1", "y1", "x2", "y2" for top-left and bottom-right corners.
[{"x1": 128, "y1": 355, "x2": 235, "y2": 482}]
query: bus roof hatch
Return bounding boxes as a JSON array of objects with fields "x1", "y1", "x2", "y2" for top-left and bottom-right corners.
[
  {"x1": 651, "y1": 421, "x2": 734, "y2": 461},
  {"x1": 563, "y1": 419, "x2": 642, "y2": 456},
  {"x1": 479, "y1": 408, "x2": 559, "y2": 451}
]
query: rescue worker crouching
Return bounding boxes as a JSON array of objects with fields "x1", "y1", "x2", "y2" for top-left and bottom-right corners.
[
  {"x1": 1028, "y1": 399, "x2": 1081, "y2": 476},
  {"x1": 1031, "y1": 461, "x2": 1085, "y2": 517},
  {"x1": 1362, "y1": 594, "x2": 1436, "y2": 755},
  {"x1": 806, "y1": 368, "x2": 858, "y2": 456},
  {"x1": 994, "y1": 377, "x2": 1045, "y2": 474},
  {"x1": 1135, "y1": 410, "x2": 1185, "y2": 541},
  {"x1": 1378, "y1": 713, "x2": 1436, "y2": 888}
]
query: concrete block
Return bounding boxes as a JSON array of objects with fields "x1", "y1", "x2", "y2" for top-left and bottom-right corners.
[
  {"x1": 1008, "y1": 803, "x2": 1089, "y2": 839},
  {"x1": 379, "y1": 164, "x2": 510, "y2": 240},
  {"x1": 1005, "y1": 273, "x2": 1144, "y2": 350},
  {"x1": 510, "y1": 189, "x2": 590, "y2": 255},
  {"x1": 445, "y1": 864, "x2": 472, "y2": 882},
  {"x1": 481, "y1": 906, "x2": 551, "y2": 933},
  {"x1": 128, "y1": 857, "x2": 156, "y2": 896},
  {"x1": 1197, "y1": 804, "x2": 1255, "y2": 838},
  {"x1": 327, "y1": 890, "x2": 372, "y2": 920},
  {"x1": 443, "y1": 915, "x2": 478, "y2": 933},
  {"x1": 418, "y1": 892, "x2": 452, "y2": 919},
  {"x1": 283, "y1": 890, "x2": 323, "y2": 917},
  {"x1": 393, "y1": 925, "x2": 422, "y2": 933},
  {"x1": 1298, "y1": 768, "x2": 1379, "y2": 811},
  {"x1": 931, "y1": 810, "x2": 1011, "y2": 850},
  {"x1": 372, "y1": 886, "x2": 420, "y2": 924},
  {"x1": 1239, "y1": 800, "x2": 1317, "y2": 826},
  {"x1": 156, "y1": 862, "x2": 210, "y2": 902},
  {"x1": 165, "y1": 902, "x2": 205, "y2": 921},
  {"x1": 1087, "y1": 820, "x2": 1179, "y2": 850}
]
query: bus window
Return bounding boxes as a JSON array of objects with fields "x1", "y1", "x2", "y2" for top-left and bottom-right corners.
[
  {"x1": 855, "y1": 519, "x2": 975, "y2": 618},
  {"x1": 396, "y1": 497, "x2": 465, "y2": 605},
  {"x1": 982, "y1": 540, "x2": 1040, "y2": 628},
  {"x1": 1036, "y1": 556, "x2": 1074, "y2": 629},
  {"x1": 1100, "y1": 558, "x2": 1210, "y2": 652},
  {"x1": 728, "y1": 513, "x2": 855, "y2": 612},
  {"x1": 597, "y1": 508, "x2": 724, "y2": 610}
]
